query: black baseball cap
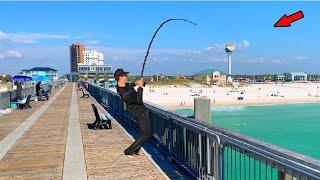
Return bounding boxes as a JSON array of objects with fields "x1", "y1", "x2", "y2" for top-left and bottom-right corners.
[{"x1": 114, "y1": 68, "x2": 129, "y2": 81}]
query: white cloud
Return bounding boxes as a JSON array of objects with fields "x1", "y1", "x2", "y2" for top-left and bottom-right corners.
[
  {"x1": 254, "y1": 57, "x2": 264, "y2": 63},
  {"x1": 237, "y1": 40, "x2": 250, "y2": 49},
  {"x1": 0, "y1": 31, "x2": 7, "y2": 40},
  {"x1": 0, "y1": 50, "x2": 22, "y2": 60},
  {"x1": 245, "y1": 57, "x2": 265, "y2": 63},
  {"x1": 205, "y1": 40, "x2": 250, "y2": 52},
  {"x1": 86, "y1": 40, "x2": 100, "y2": 45},
  {"x1": 0, "y1": 31, "x2": 70, "y2": 43},
  {"x1": 295, "y1": 56, "x2": 310, "y2": 60},
  {"x1": 205, "y1": 44, "x2": 225, "y2": 51},
  {"x1": 5, "y1": 50, "x2": 22, "y2": 58},
  {"x1": 271, "y1": 59, "x2": 288, "y2": 65},
  {"x1": 74, "y1": 35, "x2": 86, "y2": 39}
]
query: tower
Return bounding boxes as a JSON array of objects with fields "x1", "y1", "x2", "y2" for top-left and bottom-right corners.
[{"x1": 225, "y1": 43, "x2": 235, "y2": 83}]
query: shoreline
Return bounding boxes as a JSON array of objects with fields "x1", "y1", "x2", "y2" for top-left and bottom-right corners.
[
  {"x1": 168, "y1": 100, "x2": 320, "y2": 110},
  {"x1": 143, "y1": 83, "x2": 320, "y2": 110}
]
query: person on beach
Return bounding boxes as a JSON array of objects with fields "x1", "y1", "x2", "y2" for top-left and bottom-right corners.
[{"x1": 114, "y1": 69, "x2": 152, "y2": 155}]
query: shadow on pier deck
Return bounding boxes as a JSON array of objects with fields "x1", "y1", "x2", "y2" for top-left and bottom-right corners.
[{"x1": 0, "y1": 83, "x2": 187, "y2": 179}]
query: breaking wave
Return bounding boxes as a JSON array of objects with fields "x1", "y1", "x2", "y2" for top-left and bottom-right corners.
[{"x1": 212, "y1": 106, "x2": 245, "y2": 112}]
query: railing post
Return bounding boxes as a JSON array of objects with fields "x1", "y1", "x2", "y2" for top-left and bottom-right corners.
[
  {"x1": 198, "y1": 133, "x2": 202, "y2": 178},
  {"x1": 183, "y1": 127, "x2": 187, "y2": 162},
  {"x1": 206, "y1": 137, "x2": 211, "y2": 178},
  {"x1": 207, "y1": 137, "x2": 212, "y2": 177},
  {"x1": 0, "y1": 93, "x2": 2, "y2": 109},
  {"x1": 218, "y1": 145, "x2": 224, "y2": 180},
  {"x1": 112, "y1": 94, "x2": 115, "y2": 113},
  {"x1": 168, "y1": 117, "x2": 174, "y2": 162},
  {"x1": 9, "y1": 92, "x2": 12, "y2": 108}
]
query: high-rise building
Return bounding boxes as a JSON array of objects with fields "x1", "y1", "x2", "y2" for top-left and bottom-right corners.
[
  {"x1": 78, "y1": 50, "x2": 112, "y2": 78},
  {"x1": 81, "y1": 50, "x2": 104, "y2": 65},
  {"x1": 70, "y1": 43, "x2": 85, "y2": 73}
]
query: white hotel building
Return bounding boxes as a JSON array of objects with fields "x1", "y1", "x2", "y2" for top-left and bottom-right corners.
[
  {"x1": 80, "y1": 50, "x2": 104, "y2": 66},
  {"x1": 78, "y1": 50, "x2": 113, "y2": 78}
]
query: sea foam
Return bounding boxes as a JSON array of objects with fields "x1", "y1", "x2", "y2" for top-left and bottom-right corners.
[{"x1": 212, "y1": 106, "x2": 245, "y2": 112}]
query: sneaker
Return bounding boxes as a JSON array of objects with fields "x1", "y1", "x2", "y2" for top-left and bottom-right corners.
[{"x1": 124, "y1": 148, "x2": 135, "y2": 155}]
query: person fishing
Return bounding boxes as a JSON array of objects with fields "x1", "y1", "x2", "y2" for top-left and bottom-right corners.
[
  {"x1": 113, "y1": 19, "x2": 195, "y2": 156},
  {"x1": 114, "y1": 68, "x2": 152, "y2": 155}
]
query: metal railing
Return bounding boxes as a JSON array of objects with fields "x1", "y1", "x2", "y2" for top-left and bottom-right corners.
[
  {"x1": 0, "y1": 80, "x2": 66, "y2": 109},
  {"x1": 82, "y1": 82, "x2": 320, "y2": 180}
]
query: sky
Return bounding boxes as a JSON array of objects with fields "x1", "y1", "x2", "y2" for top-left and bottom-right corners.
[{"x1": 0, "y1": 1, "x2": 319, "y2": 76}]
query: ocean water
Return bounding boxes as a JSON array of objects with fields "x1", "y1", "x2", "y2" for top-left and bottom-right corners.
[{"x1": 175, "y1": 103, "x2": 320, "y2": 160}]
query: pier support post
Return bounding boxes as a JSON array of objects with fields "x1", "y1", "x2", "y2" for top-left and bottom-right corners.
[
  {"x1": 194, "y1": 97, "x2": 211, "y2": 179},
  {"x1": 194, "y1": 96, "x2": 211, "y2": 123},
  {"x1": 104, "y1": 82, "x2": 109, "y2": 89}
]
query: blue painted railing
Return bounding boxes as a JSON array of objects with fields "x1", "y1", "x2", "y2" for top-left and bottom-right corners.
[
  {"x1": 0, "y1": 80, "x2": 65, "y2": 109},
  {"x1": 82, "y1": 81, "x2": 320, "y2": 180}
]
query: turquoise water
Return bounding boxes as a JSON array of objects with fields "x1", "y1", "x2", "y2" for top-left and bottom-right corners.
[{"x1": 175, "y1": 103, "x2": 320, "y2": 160}]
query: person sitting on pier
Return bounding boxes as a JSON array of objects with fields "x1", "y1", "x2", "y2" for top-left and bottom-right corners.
[{"x1": 114, "y1": 69, "x2": 152, "y2": 156}]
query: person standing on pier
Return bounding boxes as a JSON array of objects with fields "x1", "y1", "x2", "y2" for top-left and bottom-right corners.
[
  {"x1": 114, "y1": 69, "x2": 152, "y2": 155},
  {"x1": 36, "y1": 81, "x2": 42, "y2": 101}
]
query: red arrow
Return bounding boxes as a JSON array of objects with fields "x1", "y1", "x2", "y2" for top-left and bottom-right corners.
[{"x1": 274, "y1": 11, "x2": 304, "y2": 27}]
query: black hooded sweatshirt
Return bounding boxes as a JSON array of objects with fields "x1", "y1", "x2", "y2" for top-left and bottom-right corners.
[{"x1": 116, "y1": 83, "x2": 146, "y2": 118}]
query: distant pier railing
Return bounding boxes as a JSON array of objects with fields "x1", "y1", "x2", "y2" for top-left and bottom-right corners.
[
  {"x1": 82, "y1": 82, "x2": 320, "y2": 180},
  {"x1": 0, "y1": 80, "x2": 65, "y2": 109}
]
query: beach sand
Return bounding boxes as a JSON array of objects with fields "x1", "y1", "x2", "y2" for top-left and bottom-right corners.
[{"x1": 142, "y1": 83, "x2": 320, "y2": 110}]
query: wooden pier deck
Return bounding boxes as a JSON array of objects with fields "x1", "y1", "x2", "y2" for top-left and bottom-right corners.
[{"x1": 0, "y1": 83, "x2": 169, "y2": 179}]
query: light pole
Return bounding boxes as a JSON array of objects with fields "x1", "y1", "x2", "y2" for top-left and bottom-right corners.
[{"x1": 225, "y1": 43, "x2": 235, "y2": 83}]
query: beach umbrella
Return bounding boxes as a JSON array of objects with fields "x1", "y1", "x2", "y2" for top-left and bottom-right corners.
[
  {"x1": 33, "y1": 75, "x2": 50, "y2": 83},
  {"x1": 12, "y1": 75, "x2": 32, "y2": 82}
]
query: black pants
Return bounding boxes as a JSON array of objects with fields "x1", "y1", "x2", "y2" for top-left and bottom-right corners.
[{"x1": 126, "y1": 109, "x2": 152, "y2": 153}]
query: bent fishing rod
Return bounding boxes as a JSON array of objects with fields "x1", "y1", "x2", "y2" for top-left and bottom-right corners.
[{"x1": 140, "y1": 18, "x2": 197, "y2": 79}]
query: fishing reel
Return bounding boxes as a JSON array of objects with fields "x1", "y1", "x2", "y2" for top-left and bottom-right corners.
[{"x1": 126, "y1": 81, "x2": 146, "y2": 88}]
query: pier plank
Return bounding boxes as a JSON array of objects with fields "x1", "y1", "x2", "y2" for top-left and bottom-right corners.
[
  {"x1": 0, "y1": 85, "x2": 64, "y2": 141},
  {"x1": 77, "y1": 90, "x2": 167, "y2": 180},
  {"x1": 0, "y1": 83, "x2": 168, "y2": 179},
  {"x1": 0, "y1": 84, "x2": 72, "y2": 179}
]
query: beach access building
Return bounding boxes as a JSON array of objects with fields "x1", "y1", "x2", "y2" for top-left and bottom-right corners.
[
  {"x1": 284, "y1": 72, "x2": 308, "y2": 82},
  {"x1": 193, "y1": 69, "x2": 227, "y2": 85},
  {"x1": 276, "y1": 75, "x2": 285, "y2": 82},
  {"x1": 307, "y1": 74, "x2": 320, "y2": 81},
  {"x1": 21, "y1": 67, "x2": 58, "y2": 83},
  {"x1": 78, "y1": 64, "x2": 113, "y2": 79}
]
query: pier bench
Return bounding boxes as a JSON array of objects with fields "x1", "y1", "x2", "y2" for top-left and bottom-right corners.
[
  {"x1": 80, "y1": 88, "x2": 89, "y2": 98},
  {"x1": 91, "y1": 104, "x2": 112, "y2": 129},
  {"x1": 18, "y1": 95, "x2": 32, "y2": 109}
]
